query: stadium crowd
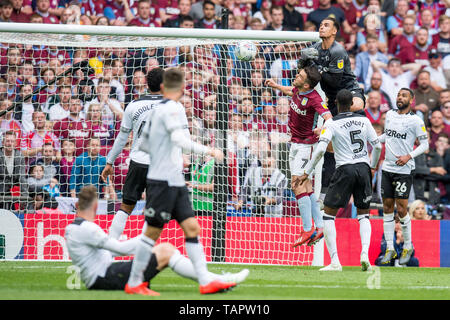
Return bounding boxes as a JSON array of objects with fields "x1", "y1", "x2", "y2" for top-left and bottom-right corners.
[{"x1": 0, "y1": 0, "x2": 449, "y2": 220}]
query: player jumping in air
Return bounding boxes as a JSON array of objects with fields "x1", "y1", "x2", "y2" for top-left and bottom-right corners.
[
  {"x1": 265, "y1": 65, "x2": 332, "y2": 247},
  {"x1": 64, "y1": 185, "x2": 248, "y2": 295},
  {"x1": 379, "y1": 88, "x2": 429, "y2": 266},
  {"x1": 298, "y1": 89, "x2": 382, "y2": 271},
  {"x1": 101, "y1": 68, "x2": 164, "y2": 240},
  {"x1": 126, "y1": 68, "x2": 249, "y2": 295}
]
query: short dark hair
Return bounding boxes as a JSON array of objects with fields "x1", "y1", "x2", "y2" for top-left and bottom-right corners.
[
  {"x1": 304, "y1": 65, "x2": 321, "y2": 89},
  {"x1": 147, "y1": 67, "x2": 164, "y2": 93},
  {"x1": 399, "y1": 87, "x2": 414, "y2": 99},
  {"x1": 336, "y1": 89, "x2": 353, "y2": 112},
  {"x1": 322, "y1": 16, "x2": 340, "y2": 34},
  {"x1": 388, "y1": 57, "x2": 401, "y2": 66},
  {"x1": 203, "y1": 0, "x2": 215, "y2": 9},
  {"x1": 179, "y1": 15, "x2": 194, "y2": 25}
]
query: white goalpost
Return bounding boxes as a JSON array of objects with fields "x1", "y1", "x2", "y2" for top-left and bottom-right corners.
[{"x1": 0, "y1": 22, "x2": 325, "y2": 266}]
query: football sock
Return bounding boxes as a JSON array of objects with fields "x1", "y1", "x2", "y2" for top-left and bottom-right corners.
[
  {"x1": 383, "y1": 213, "x2": 395, "y2": 251},
  {"x1": 323, "y1": 213, "x2": 340, "y2": 265},
  {"x1": 185, "y1": 237, "x2": 213, "y2": 286},
  {"x1": 127, "y1": 234, "x2": 155, "y2": 287},
  {"x1": 109, "y1": 209, "x2": 129, "y2": 240},
  {"x1": 168, "y1": 249, "x2": 197, "y2": 281},
  {"x1": 309, "y1": 192, "x2": 323, "y2": 229},
  {"x1": 297, "y1": 193, "x2": 312, "y2": 232},
  {"x1": 399, "y1": 214, "x2": 412, "y2": 250},
  {"x1": 357, "y1": 214, "x2": 371, "y2": 255}
]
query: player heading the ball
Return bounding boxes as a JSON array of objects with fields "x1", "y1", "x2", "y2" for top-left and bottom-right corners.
[{"x1": 266, "y1": 65, "x2": 332, "y2": 247}]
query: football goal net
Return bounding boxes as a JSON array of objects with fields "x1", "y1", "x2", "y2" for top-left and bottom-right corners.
[{"x1": 0, "y1": 21, "x2": 325, "y2": 266}]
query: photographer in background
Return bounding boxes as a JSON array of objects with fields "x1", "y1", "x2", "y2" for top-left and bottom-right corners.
[{"x1": 242, "y1": 156, "x2": 288, "y2": 217}]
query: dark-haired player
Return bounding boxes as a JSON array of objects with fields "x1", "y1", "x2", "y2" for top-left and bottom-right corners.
[
  {"x1": 378, "y1": 88, "x2": 429, "y2": 266},
  {"x1": 101, "y1": 68, "x2": 165, "y2": 240},
  {"x1": 266, "y1": 65, "x2": 332, "y2": 247},
  {"x1": 298, "y1": 89, "x2": 382, "y2": 271}
]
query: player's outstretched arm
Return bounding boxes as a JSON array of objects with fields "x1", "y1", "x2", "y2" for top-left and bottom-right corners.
[
  {"x1": 171, "y1": 129, "x2": 224, "y2": 162},
  {"x1": 102, "y1": 127, "x2": 132, "y2": 182},
  {"x1": 264, "y1": 78, "x2": 294, "y2": 97}
]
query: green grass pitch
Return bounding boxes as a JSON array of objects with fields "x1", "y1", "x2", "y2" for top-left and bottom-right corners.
[{"x1": 1, "y1": 261, "x2": 449, "y2": 301}]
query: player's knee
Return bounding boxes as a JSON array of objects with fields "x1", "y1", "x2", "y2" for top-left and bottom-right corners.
[
  {"x1": 180, "y1": 217, "x2": 200, "y2": 238},
  {"x1": 152, "y1": 243, "x2": 175, "y2": 268}
]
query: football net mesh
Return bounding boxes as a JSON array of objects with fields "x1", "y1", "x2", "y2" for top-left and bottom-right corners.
[{"x1": 0, "y1": 28, "x2": 322, "y2": 265}]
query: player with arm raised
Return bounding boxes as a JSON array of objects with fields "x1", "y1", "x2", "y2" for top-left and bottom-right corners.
[
  {"x1": 101, "y1": 68, "x2": 164, "y2": 240},
  {"x1": 125, "y1": 68, "x2": 247, "y2": 295},
  {"x1": 298, "y1": 89, "x2": 382, "y2": 271},
  {"x1": 378, "y1": 88, "x2": 429, "y2": 266},
  {"x1": 64, "y1": 185, "x2": 248, "y2": 295},
  {"x1": 266, "y1": 65, "x2": 332, "y2": 247}
]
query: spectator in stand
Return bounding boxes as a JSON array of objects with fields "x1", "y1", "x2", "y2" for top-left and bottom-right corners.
[
  {"x1": 307, "y1": 0, "x2": 347, "y2": 31},
  {"x1": 18, "y1": 61, "x2": 38, "y2": 89},
  {"x1": 252, "y1": 0, "x2": 271, "y2": 28},
  {"x1": 354, "y1": 34, "x2": 389, "y2": 91},
  {"x1": 386, "y1": 0, "x2": 409, "y2": 38},
  {"x1": 0, "y1": 131, "x2": 27, "y2": 208},
  {"x1": 0, "y1": 99, "x2": 23, "y2": 148},
  {"x1": 282, "y1": 0, "x2": 303, "y2": 31},
  {"x1": 1, "y1": 46, "x2": 22, "y2": 79},
  {"x1": 0, "y1": 0, "x2": 13, "y2": 22},
  {"x1": 432, "y1": 15, "x2": 450, "y2": 58},
  {"x1": 408, "y1": 199, "x2": 430, "y2": 220},
  {"x1": 58, "y1": 138, "x2": 75, "y2": 197},
  {"x1": 46, "y1": 85, "x2": 72, "y2": 121},
  {"x1": 364, "y1": 90, "x2": 383, "y2": 125},
  {"x1": 33, "y1": 0, "x2": 59, "y2": 24},
  {"x1": 10, "y1": 0, "x2": 30, "y2": 23},
  {"x1": 163, "y1": 0, "x2": 192, "y2": 28},
  {"x1": 14, "y1": 82, "x2": 39, "y2": 133},
  {"x1": 52, "y1": 97, "x2": 92, "y2": 156},
  {"x1": 417, "y1": 9, "x2": 439, "y2": 37},
  {"x1": 388, "y1": 15, "x2": 416, "y2": 63},
  {"x1": 36, "y1": 67, "x2": 58, "y2": 105},
  {"x1": 268, "y1": 96, "x2": 290, "y2": 145},
  {"x1": 108, "y1": 134, "x2": 132, "y2": 200},
  {"x1": 265, "y1": 5, "x2": 290, "y2": 31},
  {"x1": 439, "y1": 89, "x2": 450, "y2": 107},
  {"x1": 101, "y1": 0, "x2": 136, "y2": 25},
  {"x1": 84, "y1": 77, "x2": 123, "y2": 129},
  {"x1": 248, "y1": 17, "x2": 264, "y2": 30},
  {"x1": 413, "y1": 70, "x2": 440, "y2": 123},
  {"x1": 413, "y1": 134, "x2": 446, "y2": 205},
  {"x1": 29, "y1": 142, "x2": 60, "y2": 183},
  {"x1": 86, "y1": 103, "x2": 114, "y2": 149},
  {"x1": 356, "y1": 13, "x2": 387, "y2": 53},
  {"x1": 194, "y1": 0, "x2": 221, "y2": 29},
  {"x1": 442, "y1": 101, "x2": 450, "y2": 125},
  {"x1": 424, "y1": 49, "x2": 447, "y2": 92},
  {"x1": 69, "y1": 137, "x2": 113, "y2": 198},
  {"x1": 27, "y1": 163, "x2": 50, "y2": 192},
  {"x1": 5, "y1": 66, "x2": 19, "y2": 101},
  {"x1": 128, "y1": 0, "x2": 161, "y2": 27},
  {"x1": 435, "y1": 133, "x2": 450, "y2": 204},
  {"x1": 230, "y1": 15, "x2": 246, "y2": 30},
  {"x1": 411, "y1": 27, "x2": 433, "y2": 65},
  {"x1": 242, "y1": 155, "x2": 288, "y2": 217},
  {"x1": 101, "y1": 59, "x2": 125, "y2": 105},
  {"x1": 429, "y1": 109, "x2": 450, "y2": 150},
  {"x1": 28, "y1": 12, "x2": 42, "y2": 23},
  {"x1": 269, "y1": 42, "x2": 298, "y2": 88},
  {"x1": 371, "y1": 58, "x2": 422, "y2": 110},
  {"x1": 20, "y1": 109, "x2": 61, "y2": 163},
  {"x1": 410, "y1": 0, "x2": 448, "y2": 32},
  {"x1": 189, "y1": 0, "x2": 223, "y2": 22},
  {"x1": 334, "y1": 0, "x2": 358, "y2": 51},
  {"x1": 128, "y1": 69, "x2": 148, "y2": 102}
]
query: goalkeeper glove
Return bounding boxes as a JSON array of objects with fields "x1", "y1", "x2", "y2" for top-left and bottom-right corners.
[{"x1": 300, "y1": 47, "x2": 319, "y2": 61}]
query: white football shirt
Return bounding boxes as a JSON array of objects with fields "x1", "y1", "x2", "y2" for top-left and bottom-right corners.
[
  {"x1": 319, "y1": 112, "x2": 380, "y2": 168},
  {"x1": 118, "y1": 94, "x2": 163, "y2": 165},
  {"x1": 143, "y1": 99, "x2": 192, "y2": 187},
  {"x1": 382, "y1": 110, "x2": 428, "y2": 174},
  {"x1": 65, "y1": 217, "x2": 138, "y2": 288}
]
